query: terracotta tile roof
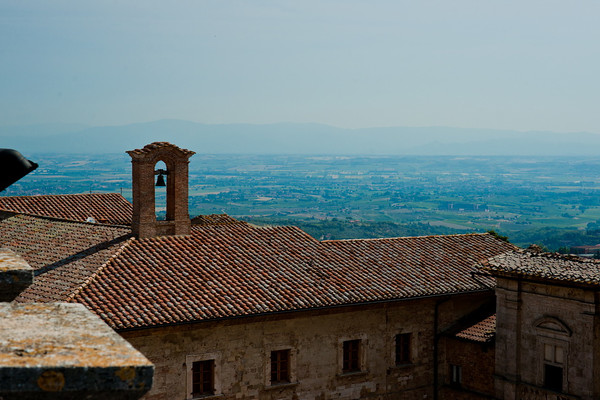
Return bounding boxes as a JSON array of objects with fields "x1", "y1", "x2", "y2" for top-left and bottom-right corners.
[
  {"x1": 453, "y1": 314, "x2": 496, "y2": 343},
  {"x1": 70, "y1": 230, "x2": 514, "y2": 330},
  {"x1": 126, "y1": 142, "x2": 195, "y2": 159},
  {"x1": 0, "y1": 214, "x2": 131, "y2": 302},
  {"x1": 0, "y1": 193, "x2": 133, "y2": 225},
  {"x1": 321, "y1": 234, "x2": 516, "y2": 296},
  {"x1": 191, "y1": 214, "x2": 249, "y2": 226},
  {"x1": 480, "y1": 248, "x2": 600, "y2": 286},
  {"x1": 3, "y1": 206, "x2": 515, "y2": 330}
]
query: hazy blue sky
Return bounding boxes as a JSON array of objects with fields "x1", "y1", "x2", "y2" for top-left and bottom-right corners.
[{"x1": 1, "y1": 1, "x2": 599, "y2": 132}]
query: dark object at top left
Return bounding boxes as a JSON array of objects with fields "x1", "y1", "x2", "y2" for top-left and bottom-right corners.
[{"x1": 0, "y1": 149, "x2": 38, "y2": 191}]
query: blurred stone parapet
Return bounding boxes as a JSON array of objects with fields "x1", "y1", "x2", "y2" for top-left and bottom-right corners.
[{"x1": 0, "y1": 302, "x2": 153, "y2": 400}]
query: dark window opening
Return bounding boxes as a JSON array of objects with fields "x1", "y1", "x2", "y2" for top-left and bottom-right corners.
[
  {"x1": 450, "y1": 364, "x2": 462, "y2": 386},
  {"x1": 270, "y1": 349, "x2": 290, "y2": 384},
  {"x1": 192, "y1": 359, "x2": 214, "y2": 397},
  {"x1": 343, "y1": 339, "x2": 361, "y2": 372},
  {"x1": 395, "y1": 333, "x2": 411, "y2": 365},
  {"x1": 544, "y1": 364, "x2": 563, "y2": 392}
]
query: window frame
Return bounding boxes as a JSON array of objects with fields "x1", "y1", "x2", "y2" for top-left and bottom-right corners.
[
  {"x1": 338, "y1": 335, "x2": 367, "y2": 375},
  {"x1": 264, "y1": 345, "x2": 297, "y2": 387},
  {"x1": 541, "y1": 342, "x2": 565, "y2": 393},
  {"x1": 534, "y1": 317, "x2": 570, "y2": 393},
  {"x1": 186, "y1": 353, "x2": 221, "y2": 399},
  {"x1": 450, "y1": 364, "x2": 462, "y2": 386},
  {"x1": 395, "y1": 333, "x2": 412, "y2": 365},
  {"x1": 270, "y1": 349, "x2": 291, "y2": 385},
  {"x1": 343, "y1": 339, "x2": 361, "y2": 373},
  {"x1": 191, "y1": 359, "x2": 215, "y2": 397}
]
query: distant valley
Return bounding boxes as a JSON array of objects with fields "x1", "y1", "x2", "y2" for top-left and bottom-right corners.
[{"x1": 5, "y1": 152, "x2": 600, "y2": 251}]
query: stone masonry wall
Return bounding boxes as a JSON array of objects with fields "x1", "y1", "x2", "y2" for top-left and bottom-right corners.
[
  {"x1": 495, "y1": 278, "x2": 599, "y2": 400},
  {"x1": 121, "y1": 292, "x2": 492, "y2": 400}
]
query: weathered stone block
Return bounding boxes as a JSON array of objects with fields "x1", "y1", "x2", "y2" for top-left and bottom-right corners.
[{"x1": 0, "y1": 303, "x2": 154, "y2": 400}]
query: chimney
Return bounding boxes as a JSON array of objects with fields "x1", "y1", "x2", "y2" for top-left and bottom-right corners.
[{"x1": 127, "y1": 142, "x2": 195, "y2": 238}]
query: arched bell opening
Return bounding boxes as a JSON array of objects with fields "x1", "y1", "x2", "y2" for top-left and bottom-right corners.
[
  {"x1": 154, "y1": 161, "x2": 169, "y2": 221},
  {"x1": 154, "y1": 160, "x2": 168, "y2": 220},
  {"x1": 153, "y1": 159, "x2": 178, "y2": 223}
]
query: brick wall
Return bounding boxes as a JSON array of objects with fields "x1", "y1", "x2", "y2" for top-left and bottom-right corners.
[{"x1": 441, "y1": 338, "x2": 495, "y2": 399}]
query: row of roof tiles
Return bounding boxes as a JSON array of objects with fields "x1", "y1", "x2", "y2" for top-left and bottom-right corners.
[
  {"x1": 481, "y1": 248, "x2": 600, "y2": 286},
  {"x1": 1, "y1": 214, "x2": 132, "y2": 302},
  {"x1": 0, "y1": 193, "x2": 133, "y2": 225},
  {"x1": 453, "y1": 313, "x2": 496, "y2": 343}
]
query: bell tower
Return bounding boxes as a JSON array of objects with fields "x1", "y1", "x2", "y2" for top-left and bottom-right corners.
[{"x1": 127, "y1": 142, "x2": 195, "y2": 238}]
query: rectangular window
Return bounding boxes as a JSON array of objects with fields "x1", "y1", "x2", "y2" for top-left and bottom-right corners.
[
  {"x1": 270, "y1": 349, "x2": 290, "y2": 384},
  {"x1": 192, "y1": 360, "x2": 214, "y2": 397},
  {"x1": 395, "y1": 333, "x2": 411, "y2": 365},
  {"x1": 343, "y1": 339, "x2": 361, "y2": 372},
  {"x1": 544, "y1": 343, "x2": 564, "y2": 364},
  {"x1": 543, "y1": 343, "x2": 564, "y2": 392},
  {"x1": 450, "y1": 364, "x2": 462, "y2": 386}
]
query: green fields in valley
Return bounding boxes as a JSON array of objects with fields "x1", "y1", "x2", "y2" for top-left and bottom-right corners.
[{"x1": 6, "y1": 153, "x2": 600, "y2": 250}]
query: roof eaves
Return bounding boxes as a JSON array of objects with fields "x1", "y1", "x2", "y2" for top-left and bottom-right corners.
[{"x1": 114, "y1": 287, "x2": 494, "y2": 332}]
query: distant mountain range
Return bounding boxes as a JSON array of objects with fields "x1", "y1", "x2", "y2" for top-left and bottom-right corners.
[{"x1": 2, "y1": 119, "x2": 599, "y2": 156}]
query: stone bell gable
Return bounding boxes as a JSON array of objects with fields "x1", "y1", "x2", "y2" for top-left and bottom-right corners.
[{"x1": 127, "y1": 142, "x2": 195, "y2": 238}]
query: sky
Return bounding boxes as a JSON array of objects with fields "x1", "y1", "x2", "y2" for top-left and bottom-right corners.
[{"x1": 1, "y1": 0, "x2": 599, "y2": 132}]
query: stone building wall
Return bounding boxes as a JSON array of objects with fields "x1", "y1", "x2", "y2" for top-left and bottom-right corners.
[
  {"x1": 495, "y1": 277, "x2": 599, "y2": 400},
  {"x1": 440, "y1": 338, "x2": 495, "y2": 399},
  {"x1": 121, "y1": 292, "x2": 492, "y2": 400}
]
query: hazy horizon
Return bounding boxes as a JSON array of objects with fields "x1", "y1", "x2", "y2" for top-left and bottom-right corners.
[
  {"x1": 2, "y1": 1, "x2": 599, "y2": 134},
  {"x1": 3, "y1": 119, "x2": 600, "y2": 156},
  {"x1": 3, "y1": 118, "x2": 600, "y2": 136}
]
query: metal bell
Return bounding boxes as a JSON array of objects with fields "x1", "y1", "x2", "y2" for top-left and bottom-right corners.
[{"x1": 155, "y1": 172, "x2": 166, "y2": 187}]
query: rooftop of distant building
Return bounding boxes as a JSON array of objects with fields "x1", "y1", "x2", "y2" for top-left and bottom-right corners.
[{"x1": 480, "y1": 246, "x2": 600, "y2": 286}]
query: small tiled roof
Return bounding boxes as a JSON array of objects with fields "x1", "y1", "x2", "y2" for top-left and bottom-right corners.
[
  {"x1": 191, "y1": 214, "x2": 249, "y2": 226},
  {"x1": 0, "y1": 193, "x2": 132, "y2": 225},
  {"x1": 71, "y1": 230, "x2": 514, "y2": 330},
  {"x1": 454, "y1": 314, "x2": 496, "y2": 343},
  {"x1": 126, "y1": 142, "x2": 195, "y2": 159},
  {"x1": 480, "y1": 249, "x2": 600, "y2": 286},
  {"x1": 0, "y1": 214, "x2": 132, "y2": 302}
]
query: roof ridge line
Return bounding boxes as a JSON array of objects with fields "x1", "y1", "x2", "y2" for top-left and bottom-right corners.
[
  {"x1": 66, "y1": 237, "x2": 136, "y2": 303},
  {"x1": 322, "y1": 232, "x2": 488, "y2": 242},
  {"x1": 5, "y1": 212, "x2": 130, "y2": 228},
  {"x1": 0, "y1": 192, "x2": 124, "y2": 198}
]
